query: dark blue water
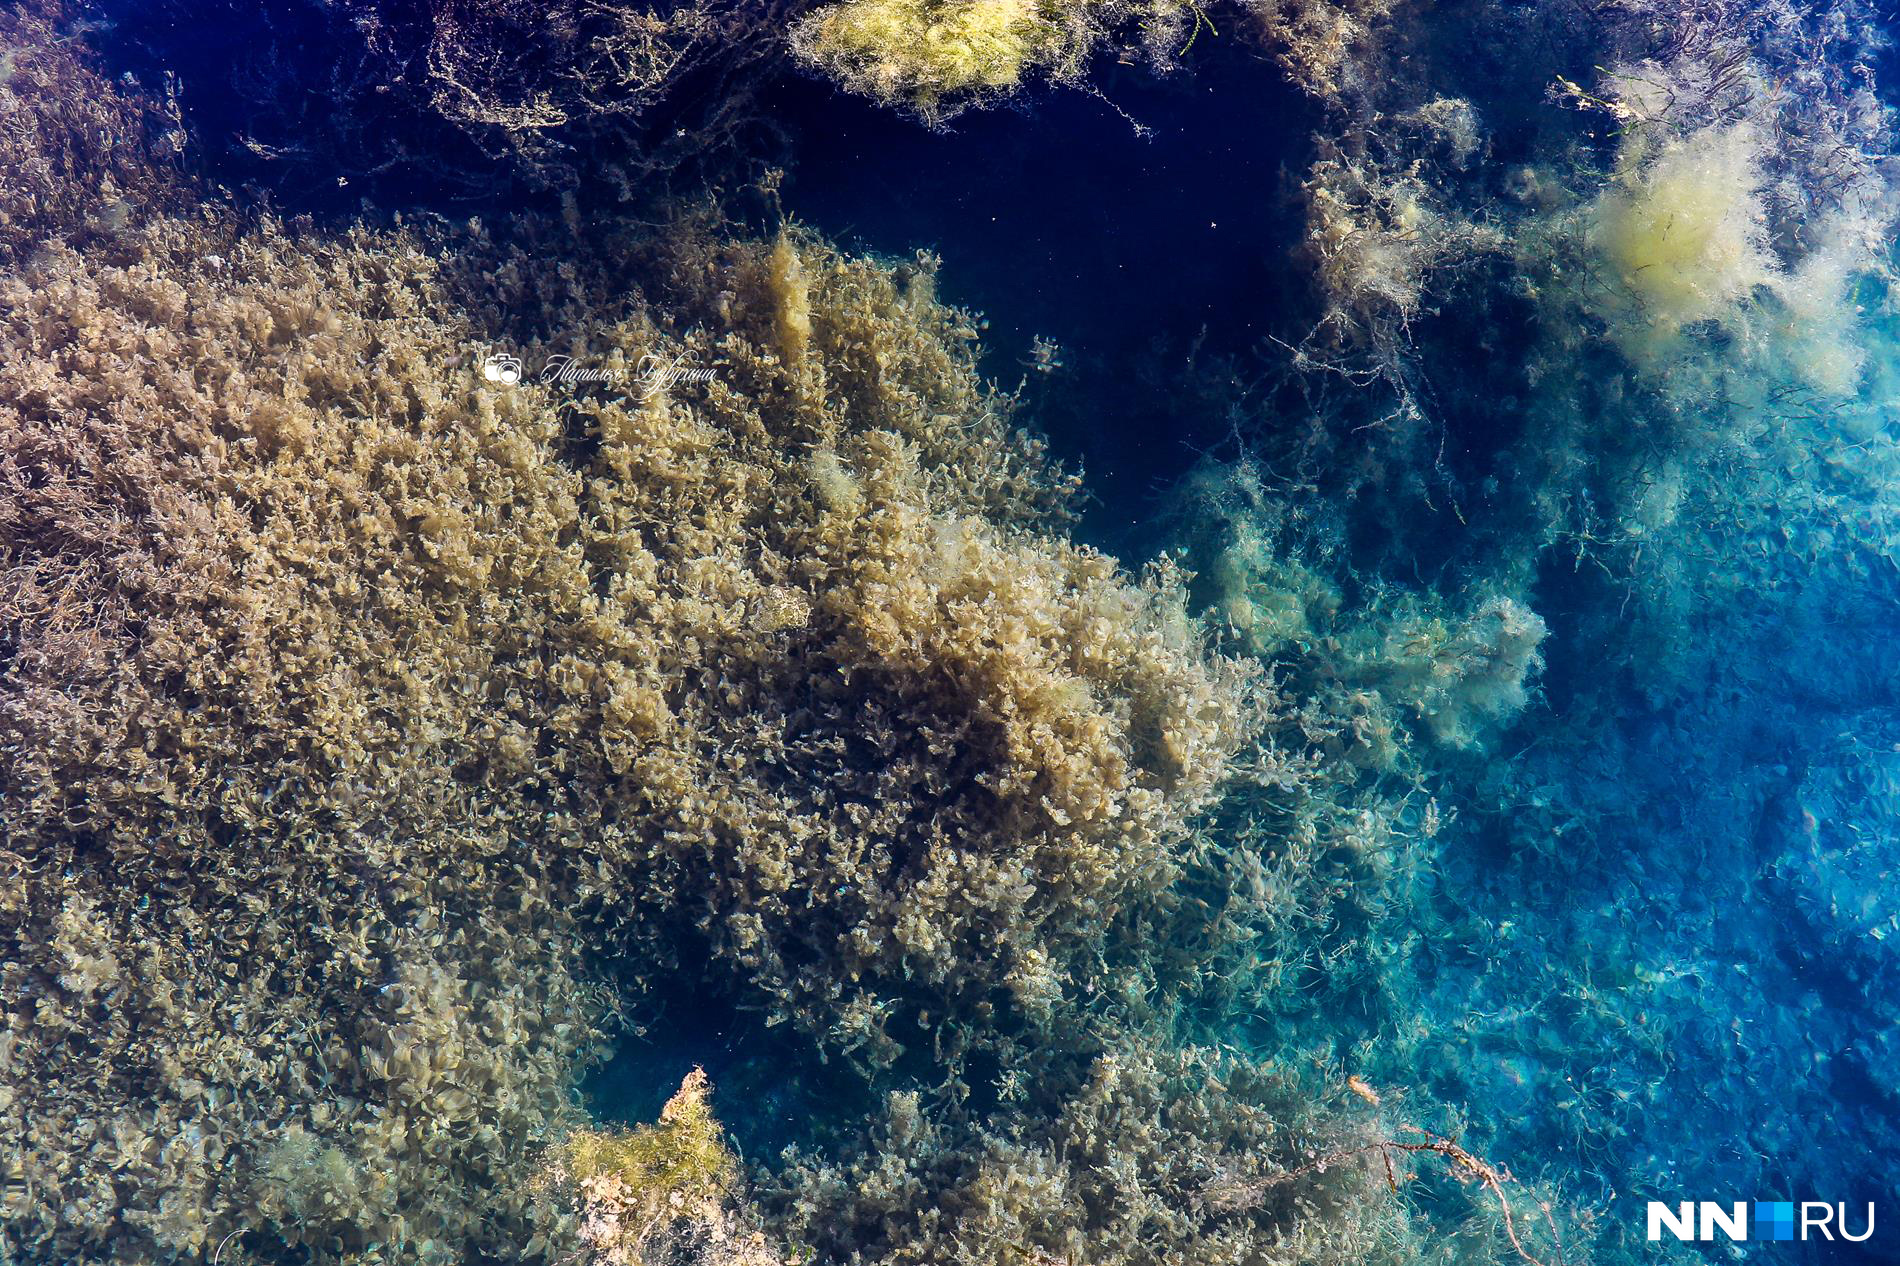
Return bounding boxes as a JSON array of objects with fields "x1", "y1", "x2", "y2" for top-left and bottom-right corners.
[{"x1": 767, "y1": 44, "x2": 1313, "y2": 551}]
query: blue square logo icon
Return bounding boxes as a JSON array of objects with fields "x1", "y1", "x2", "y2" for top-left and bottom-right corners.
[{"x1": 1755, "y1": 1201, "x2": 1795, "y2": 1241}]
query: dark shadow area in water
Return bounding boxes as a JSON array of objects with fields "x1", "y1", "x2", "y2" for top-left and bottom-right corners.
[
  {"x1": 579, "y1": 969, "x2": 877, "y2": 1167},
  {"x1": 767, "y1": 44, "x2": 1317, "y2": 555},
  {"x1": 90, "y1": 1, "x2": 531, "y2": 213}
]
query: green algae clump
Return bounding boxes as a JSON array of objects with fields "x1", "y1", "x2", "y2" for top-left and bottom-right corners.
[
  {"x1": 566, "y1": 1070, "x2": 733, "y2": 1207},
  {"x1": 794, "y1": 0, "x2": 1058, "y2": 111},
  {"x1": 1588, "y1": 124, "x2": 1777, "y2": 355},
  {"x1": 553, "y1": 1071, "x2": 779, "y2": 1266}
]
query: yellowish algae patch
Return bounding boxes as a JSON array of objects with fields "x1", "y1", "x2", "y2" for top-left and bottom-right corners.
[
  {"x1": 1588, "y1": 124, "x2": 1775, "y2": 354},
  {"x1": 788, "y1": 0, "x2": 1155, "y2": 122},
  {"x1": 552, "y1": 1071, "x2": 779, "y2": 1266},
  {"x1": 766, "y1": 231, "x2": 813, "y2": 364},
  {"x1": 796, "y1": 0, "x2": 1050, "y2": 103}
]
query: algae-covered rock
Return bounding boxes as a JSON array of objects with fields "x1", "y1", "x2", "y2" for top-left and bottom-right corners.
[{"x1": 553, "y1": 1071, "x2": 782, "y2": 1266}]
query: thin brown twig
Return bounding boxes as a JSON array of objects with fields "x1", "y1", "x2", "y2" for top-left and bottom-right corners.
[{"x1": 1250, "y1": 1126, "x2": 1566, "y2": 1266}]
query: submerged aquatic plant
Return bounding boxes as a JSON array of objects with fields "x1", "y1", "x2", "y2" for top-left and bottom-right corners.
[
  {"x1": 788, "y1": 0, "x2": 1209, "y2": 122},
  {"x1": 550, "y1": 1070, "x2": 781, "y2": 1266}
]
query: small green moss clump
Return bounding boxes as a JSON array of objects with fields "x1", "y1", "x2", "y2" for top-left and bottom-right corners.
[
  {"x1": 566, "y1": 1071, "x2": 733, "y2": 1214},
  {"x1": 555, "y1": 1071, "x2": 779, "y2": 1266},
  {"x1": 792, "y1": 0, "x2": 1067, "y2": 118}
]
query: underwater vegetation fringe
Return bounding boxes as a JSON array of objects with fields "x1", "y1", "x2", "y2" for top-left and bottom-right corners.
[
  {"x1": 776, "y1": 0, "x2": 1899, "y2": 702},
  {"x1": 1133, "y1": 0, "x2": 1900, "y2": 1255},
  {"x1": 774, "y1": 0, "x2": 1900, "y2": 1259},
  {"x1": 95, "y1": 0, "x2": 807, "y2": 196}
]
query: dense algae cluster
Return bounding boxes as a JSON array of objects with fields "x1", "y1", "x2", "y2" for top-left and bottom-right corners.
[
  {"x1": 0, "y1": 7, "x2": 1393, "y2": 1264},
  {"x1": 4, "y1": 0, "x2": 1900, "y2": 1264}
]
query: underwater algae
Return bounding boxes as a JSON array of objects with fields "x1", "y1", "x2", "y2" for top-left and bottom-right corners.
[{"x1": 5, "y1": 0, "x2": 1900, "y2": 1263}]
